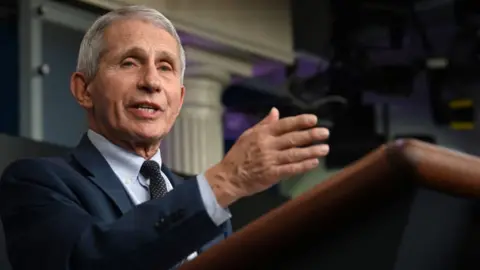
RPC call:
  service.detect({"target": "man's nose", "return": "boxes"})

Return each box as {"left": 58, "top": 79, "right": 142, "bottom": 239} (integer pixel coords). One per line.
{"left": 138, "top": 65, "right": 161, "bottom": 93}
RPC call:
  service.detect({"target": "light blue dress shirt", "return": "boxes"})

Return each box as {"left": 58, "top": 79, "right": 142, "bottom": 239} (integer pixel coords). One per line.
{"left": 87, "top": 130, "right": 231, "bottom": 261}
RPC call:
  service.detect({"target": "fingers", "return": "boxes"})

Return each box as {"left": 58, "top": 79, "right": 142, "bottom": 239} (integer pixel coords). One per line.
{"left": 270, "top": 143, "right": 329, "bottom": 180}
{"left": 268, "top": 114, "right": 318, "bottom": 135}
{"left": 257, "top": 107, "right": 280, "bottom": 126}
{"left": 274, "top": 158, "right": 320, "bottom": 179}
{"left": 276, "top": 144, "right": 329, "bottom": 164}
{"left": 274, "top": 127, "right": 329, "bottom": 149}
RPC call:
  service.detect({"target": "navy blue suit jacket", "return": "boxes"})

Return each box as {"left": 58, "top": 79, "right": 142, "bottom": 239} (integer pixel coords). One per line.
{"left": 0, "top": 135, "right": 232, "bottom": 270}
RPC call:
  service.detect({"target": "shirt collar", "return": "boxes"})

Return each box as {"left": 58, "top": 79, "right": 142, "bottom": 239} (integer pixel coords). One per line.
{"left": 87, "top": 129, "right": 162, "bottom": 181}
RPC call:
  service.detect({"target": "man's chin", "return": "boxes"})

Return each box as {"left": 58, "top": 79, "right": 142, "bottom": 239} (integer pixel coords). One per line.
{"left": 117, "top": 122, "right": 169, "bottom": 144}
{"left": 130, "top": 129, "right": 165, "bottom": 143}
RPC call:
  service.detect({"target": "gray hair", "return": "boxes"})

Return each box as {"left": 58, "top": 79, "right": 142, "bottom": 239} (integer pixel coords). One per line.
{"left": 76, "top": 5, "right": 186, "bottom": 83}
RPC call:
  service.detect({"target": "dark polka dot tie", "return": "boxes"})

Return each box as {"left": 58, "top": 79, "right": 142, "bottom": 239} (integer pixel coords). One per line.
{"left": 140, "top": 160, "right": 168, "bottom": 199}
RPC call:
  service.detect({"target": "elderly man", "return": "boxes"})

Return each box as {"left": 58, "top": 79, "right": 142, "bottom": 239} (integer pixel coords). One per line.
{"left": 0, "top": 5, "right": 329, "bottom": 270}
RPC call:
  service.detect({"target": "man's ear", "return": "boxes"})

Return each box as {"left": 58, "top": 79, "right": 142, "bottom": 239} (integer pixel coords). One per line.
{"left": 70, "top": 72, "right": 93, "bottom": 109}
{"left": 177, "top": 84, "right": 186, "bottom": 114}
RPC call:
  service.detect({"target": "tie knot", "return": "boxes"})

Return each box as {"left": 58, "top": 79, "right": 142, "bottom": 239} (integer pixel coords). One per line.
{"left": 140, "top": 160, "right": 161, "bottom": 179}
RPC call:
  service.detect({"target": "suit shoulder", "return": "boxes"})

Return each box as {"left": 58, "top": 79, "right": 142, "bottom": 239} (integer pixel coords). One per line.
{"left": 1, "top": 156, "right": 69, "bottom": 180}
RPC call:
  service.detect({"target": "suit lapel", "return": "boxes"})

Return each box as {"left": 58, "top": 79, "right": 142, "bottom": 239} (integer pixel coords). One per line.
{"left": 161, "top": 164, "right": 184, "bottom": 187}
{"left": 72, "top": 134, "right": 132, "bottom": 214}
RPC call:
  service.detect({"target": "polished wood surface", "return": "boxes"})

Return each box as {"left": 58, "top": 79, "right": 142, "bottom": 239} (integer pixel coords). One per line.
{"left": 179, "top": 139, "right": 480, "bottom": 269}
{"left": 394, "top": 139, "right": 480, "bottom": 198}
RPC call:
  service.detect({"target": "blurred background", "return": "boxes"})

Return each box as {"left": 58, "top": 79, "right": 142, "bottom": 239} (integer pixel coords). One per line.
{"left": 0, "top": 0, "right": 478, "bottom": 230}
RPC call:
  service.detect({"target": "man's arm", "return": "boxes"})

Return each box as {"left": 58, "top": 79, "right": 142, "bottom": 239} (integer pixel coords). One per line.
{"left": 196, "top": 174, "right": 232, "bottom": 226}
{"left": 0, "top": 158, "right": 225, "bottom": 270}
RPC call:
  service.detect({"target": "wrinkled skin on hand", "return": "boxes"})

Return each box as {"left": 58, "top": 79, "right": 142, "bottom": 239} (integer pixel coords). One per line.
{"left": 205, "top": 108, "right": 329, "bottom": 207}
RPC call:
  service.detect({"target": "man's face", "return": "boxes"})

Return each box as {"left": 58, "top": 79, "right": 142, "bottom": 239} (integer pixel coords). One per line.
{"left": 80, "top": 18, "right": 184, "bottom": 145}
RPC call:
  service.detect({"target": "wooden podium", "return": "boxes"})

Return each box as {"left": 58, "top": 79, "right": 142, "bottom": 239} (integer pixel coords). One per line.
{"left": 179, "top": 139, "right": 480, "bottom": 270}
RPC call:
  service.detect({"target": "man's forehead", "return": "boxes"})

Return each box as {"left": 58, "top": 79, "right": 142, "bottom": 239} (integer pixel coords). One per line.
{"left": 102, "top": 18, "right": 179, "bottom": 53}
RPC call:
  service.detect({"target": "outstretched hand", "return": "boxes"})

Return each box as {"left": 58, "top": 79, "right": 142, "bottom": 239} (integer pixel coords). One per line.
{"left": 205, "top": 108, "right": 330, "bottom": 208}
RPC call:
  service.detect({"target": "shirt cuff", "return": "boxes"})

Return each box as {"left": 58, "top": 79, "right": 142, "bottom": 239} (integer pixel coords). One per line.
{"left": 197, "top": 173, "right": 232, "bottom": 226}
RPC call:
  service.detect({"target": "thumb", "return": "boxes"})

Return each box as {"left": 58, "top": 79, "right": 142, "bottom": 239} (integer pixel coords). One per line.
{"left": 258, "top": 107, "right": 280, "bottom": 125}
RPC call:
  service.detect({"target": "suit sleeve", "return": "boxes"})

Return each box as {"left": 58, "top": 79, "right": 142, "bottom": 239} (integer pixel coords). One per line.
{"left": 0, "top": 158, "right": 229, "bottom": 270}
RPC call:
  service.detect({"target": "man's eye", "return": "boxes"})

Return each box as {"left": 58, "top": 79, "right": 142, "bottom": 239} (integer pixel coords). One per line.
{"left": 121, "top": 61, "right": 135, "bottom": 67}
{"left": 158, "top": 65, "right": 172, "bottom": 71}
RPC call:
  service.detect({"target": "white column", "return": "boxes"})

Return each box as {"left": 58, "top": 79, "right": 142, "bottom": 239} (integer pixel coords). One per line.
{"left": 161, "top": 66, "right": 231, "bottom": 175}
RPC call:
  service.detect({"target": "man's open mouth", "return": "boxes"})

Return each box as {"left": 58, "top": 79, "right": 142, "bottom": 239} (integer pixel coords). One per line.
{"left": 130, "top": 102, "right": 161, "bottom": 113}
